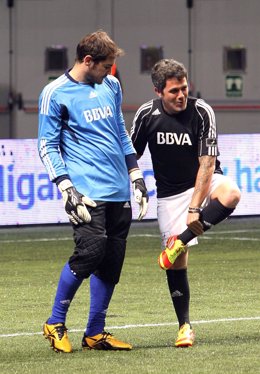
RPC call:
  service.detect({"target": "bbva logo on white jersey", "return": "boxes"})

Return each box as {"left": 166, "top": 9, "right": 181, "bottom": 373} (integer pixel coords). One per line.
{"left": 84, "top": 106, "right": 113, "bottom": 122}
{"left": 157, "top": 132, "right": 192, "bottom": 145}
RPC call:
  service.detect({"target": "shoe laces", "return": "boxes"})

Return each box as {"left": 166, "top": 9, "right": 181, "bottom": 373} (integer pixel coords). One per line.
{"left": 100, "top": 331, "right": 112, "bottom": 340}
{"left": 54, "top": 324, "right": 67, "bottom": 340}
{"left": 179, "top": 323, "right": 191, "bottom": 335}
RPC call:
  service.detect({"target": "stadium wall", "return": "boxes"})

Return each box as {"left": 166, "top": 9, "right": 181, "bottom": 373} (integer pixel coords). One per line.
{"left": 0, "top": 0, "right": 260, "bottom": 138}
{"left": 0, "top": 135, "right": 259, "bottom": 226}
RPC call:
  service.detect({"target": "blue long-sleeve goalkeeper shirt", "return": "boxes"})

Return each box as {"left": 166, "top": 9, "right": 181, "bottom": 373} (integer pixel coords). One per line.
{"left": 38, "top": 72, "right": 134, "bottom": 201}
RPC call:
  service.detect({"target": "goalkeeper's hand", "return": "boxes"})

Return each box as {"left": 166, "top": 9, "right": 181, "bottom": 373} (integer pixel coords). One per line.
{"left": 129, "top": 169, "right": 149, "bottom": 220}
{"left": 58, "top": 179, "right": 97, "bottom": 225}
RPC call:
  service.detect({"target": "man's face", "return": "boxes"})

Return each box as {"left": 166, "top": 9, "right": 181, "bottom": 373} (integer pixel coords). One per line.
{"left": 156, "top": 77, "right": 189, "bottom": 114}
{"left": 88, "top": 56, "right": 115, "bottom": 84}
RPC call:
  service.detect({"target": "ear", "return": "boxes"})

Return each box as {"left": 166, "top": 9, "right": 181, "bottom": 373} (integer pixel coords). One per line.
{"left": 154, "top": 87, "right": 162, "bottom": 98}
{"left": 84, "top": 55, "right": 94, "bottom": 67}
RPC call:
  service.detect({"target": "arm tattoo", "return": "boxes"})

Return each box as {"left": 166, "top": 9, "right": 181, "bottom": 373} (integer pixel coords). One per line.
{"left": 192, "top": 156, "right": 216, "bottom": 199}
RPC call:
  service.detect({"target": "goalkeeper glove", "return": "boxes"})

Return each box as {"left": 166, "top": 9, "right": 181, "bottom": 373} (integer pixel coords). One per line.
{"left": 58, "top": 179, "right": 96, "bottom": 225}
{"left": 129, "top": 169, "right": 149, "bottom": 220}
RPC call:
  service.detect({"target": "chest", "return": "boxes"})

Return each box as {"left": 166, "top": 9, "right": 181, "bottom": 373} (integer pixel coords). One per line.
{"left": 60, "top": 83, "right": 116, "bottom": 127}
{"left": 145, "top": 110, "right": 200, "bottom": 147}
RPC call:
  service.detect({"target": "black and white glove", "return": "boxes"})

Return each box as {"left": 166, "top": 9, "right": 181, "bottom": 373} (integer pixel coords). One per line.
{"left": 58, "top": 179, "right": 96, "bottom": 225}
{"left": 129, "top": 169, "right": 149, "bottom": 220}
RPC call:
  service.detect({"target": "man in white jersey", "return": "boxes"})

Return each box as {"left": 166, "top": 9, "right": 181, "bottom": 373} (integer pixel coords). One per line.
{"left": 38, "top": 30, "right": 148, "bottom": 353}
{"left": 131, "top": 59, "right": 240, "bottom": 347}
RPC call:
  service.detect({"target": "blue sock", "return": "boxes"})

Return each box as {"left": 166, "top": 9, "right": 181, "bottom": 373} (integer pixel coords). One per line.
{"left": 85, "top": 274, "right": 115, "bottom": 336}
{"left": 47, "top": 262, "right": 83, "bottom": 324}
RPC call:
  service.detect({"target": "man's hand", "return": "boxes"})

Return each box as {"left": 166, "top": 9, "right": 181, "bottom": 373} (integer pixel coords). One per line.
{"left": 58, "top": 179, "right": 96, "bottom": 225}
{"left": 187, "top": 208, "right": 204, "bottom": 236}
{"left": 129, "top": 169, "right": 149, "bottom": 220}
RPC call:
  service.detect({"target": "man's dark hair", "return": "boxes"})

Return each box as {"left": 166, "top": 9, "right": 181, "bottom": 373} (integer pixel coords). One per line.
{"left": 151, "top": 59, "right": 188, "bottom": 92}
{"left": 76, "top": 30, "right": 124, "bottom": 63}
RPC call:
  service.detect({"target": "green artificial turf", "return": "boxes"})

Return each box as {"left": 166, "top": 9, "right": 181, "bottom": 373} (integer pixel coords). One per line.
{"left": 0, "top": 217, "right": 259, "bottom": 373}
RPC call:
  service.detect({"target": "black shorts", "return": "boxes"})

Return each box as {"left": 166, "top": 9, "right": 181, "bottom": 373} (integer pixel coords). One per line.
{"left": 72, "top": 200, "right": 132, "bottom": 241}
{"left": 68, "top": 201, "right": 132, "bottom": 280}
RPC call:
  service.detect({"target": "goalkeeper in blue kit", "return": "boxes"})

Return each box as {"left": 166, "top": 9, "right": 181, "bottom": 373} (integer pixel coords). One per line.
{"left": 38, "top": 30, "right": 148, "bottom": 353}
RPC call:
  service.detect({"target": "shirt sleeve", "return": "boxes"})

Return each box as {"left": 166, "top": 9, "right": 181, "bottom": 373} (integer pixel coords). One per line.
{"left": 38, "top": 91, "right": 68, "bottom": 181}
{"left": 130, "top": 100, "right": 153, "bottom": 156}
{"left": 112, "top": 76, "right": 135, "bottom": 156}
{"left": 196, "top": 99, "right": 219, "bottom": 157}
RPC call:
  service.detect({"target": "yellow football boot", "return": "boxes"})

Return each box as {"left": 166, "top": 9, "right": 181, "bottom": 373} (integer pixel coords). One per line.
{"left": 158, "top": 235, "right": 186, "bottom": 270}
{"left": 43, "top": 322, "right": 72, "bottom": 353}
{"left": 82, "top": 331, "right": 132, "bottom": 350}
{"left": 175, "top": 323, "right": 195, "bottom": 347}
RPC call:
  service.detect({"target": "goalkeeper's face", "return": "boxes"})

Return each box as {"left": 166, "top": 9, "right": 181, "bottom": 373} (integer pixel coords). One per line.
{"left": 88, "top": 56, "right": 116, "bottom": 84}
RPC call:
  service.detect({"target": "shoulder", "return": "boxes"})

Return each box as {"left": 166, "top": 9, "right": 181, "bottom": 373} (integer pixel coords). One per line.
{"left": 41, "top": 74, "right": 69, "bottom": 95}
{"left": 103, "top": 75, "right": 121, "bottom": 93}
{"left": 134, "top": 99, "right": 155, "bottom": 121}
{"left": 193, "top": 97, "right": 215, "bottom": 119}
{"left": 40, "top": 74, "right": 69, "bottom": 103}
{"left": 39, "top": 74, "right": 71, "bottom": 114}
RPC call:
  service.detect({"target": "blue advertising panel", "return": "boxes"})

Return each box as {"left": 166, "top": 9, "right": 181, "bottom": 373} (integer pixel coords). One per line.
{"left": 0, "top": 135, "right": 259, "bottom": 225}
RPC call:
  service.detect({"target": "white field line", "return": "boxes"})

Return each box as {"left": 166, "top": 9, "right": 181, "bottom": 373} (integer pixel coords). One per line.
{"left": 0, "top": 316, "right": 259, "bottom": 339}
{"left": 0, "top": 237, "right": 73, "bottom": 243}
{"left": 1, "top": 236, "right": 260, "bottom": 243}
{"left": 202, "top": 236, "right": 260, "bottom": 241}
{"left": 1, "top": 228, "right": 260, "bottom": 243}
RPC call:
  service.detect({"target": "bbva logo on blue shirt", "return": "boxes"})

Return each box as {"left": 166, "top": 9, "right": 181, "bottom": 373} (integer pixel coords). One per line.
{"left": 83, "top": 106, "right": 113, "bottom": 122}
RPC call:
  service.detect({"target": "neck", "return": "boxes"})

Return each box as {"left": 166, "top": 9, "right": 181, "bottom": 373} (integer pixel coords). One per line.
{"left": 69, "top": 63, "right": 92, "bottom": 84}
